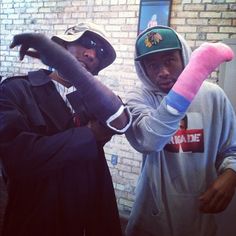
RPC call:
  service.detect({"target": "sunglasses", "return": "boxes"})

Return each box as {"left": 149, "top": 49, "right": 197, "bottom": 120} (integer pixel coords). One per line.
{"left": 64, "top": 25, "right": 107, "bottom": 60}
{"left": 77, "top": 36, "right": 106, "bottom": 59}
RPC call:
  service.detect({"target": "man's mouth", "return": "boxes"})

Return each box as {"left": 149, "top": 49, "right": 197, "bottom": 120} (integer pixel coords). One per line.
{"left": 158, "top": 79, "right": 176, "bottom": 92}
{"left": 160, "top": 79, "right": 175, "bottom": 87}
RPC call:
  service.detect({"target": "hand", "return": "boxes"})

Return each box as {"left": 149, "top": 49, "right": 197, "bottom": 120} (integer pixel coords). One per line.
{"left": 25, "top": 49, "right": 41, "bottom": 59}
{"left": 87, "top": 120, "right": 114, "bottom": 146}
{"left": 199, "top": 169, "right": 236, "bottom": 213}
{"left": 10, "top": 33, "right": 48, "bottom": 61}
{"left": 168, "top": 42, "right": 234, "bottom": 113}
{"left": 9, "top": 33, "right": 67, "bottom": 68}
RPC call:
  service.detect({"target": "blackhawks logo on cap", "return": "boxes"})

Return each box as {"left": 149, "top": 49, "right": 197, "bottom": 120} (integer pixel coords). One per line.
{"left": 144, "top": 32, "right": 163, "bottom": 48}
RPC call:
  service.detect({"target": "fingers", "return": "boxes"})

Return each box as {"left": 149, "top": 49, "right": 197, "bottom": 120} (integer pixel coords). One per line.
{"left": 9, "top": 35, "right": 19, "bottom": 49}
{"left": 9, "top": 34, "right": 39, "bottom": 61}
{"left": 199, "top": 187, "right": 234, "bottom": 213}
{"left": 10, "top": 34, "right": 28, "bottom": 48}
{"left": 198, "top": 170, "right": 236, "bottom": 214}
{"left": 199, "top": 188, "right": 215, "bottom": 212}
{"left": 211, "top": 196, "right": 230, "bottom": 213}
{"left": 200, "top": 197, "right": 230, "bottom": 213}
{"left": 199, "top": 193, "right": 219, "bottom": 213}
{"left": 9, "top": 34, "right": 28, "bottom": 61}
{"left": 25, "top": 50, "right": 41, "bottom": 59}
{"left": 19, "top": 44, "right": 30, "bottom": 61}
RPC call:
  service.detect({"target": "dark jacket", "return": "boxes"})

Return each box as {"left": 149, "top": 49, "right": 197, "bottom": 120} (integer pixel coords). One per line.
{"left": 0, "top": 69, "right": 122, "bottom": 236}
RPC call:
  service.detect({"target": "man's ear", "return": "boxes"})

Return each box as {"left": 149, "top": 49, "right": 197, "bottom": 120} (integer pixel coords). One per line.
{"left": 140, "top": 59, "right": 148, "bottom": 76}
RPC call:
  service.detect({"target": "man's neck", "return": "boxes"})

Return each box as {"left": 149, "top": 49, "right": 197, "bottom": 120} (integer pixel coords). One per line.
{"left": 49, "top": 71, "right": 72, "bottom": 88}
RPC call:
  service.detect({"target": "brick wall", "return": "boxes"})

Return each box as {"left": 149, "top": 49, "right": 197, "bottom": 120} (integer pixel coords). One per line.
{"left": 0, "top": 0, "right": 236, "bottom": 217}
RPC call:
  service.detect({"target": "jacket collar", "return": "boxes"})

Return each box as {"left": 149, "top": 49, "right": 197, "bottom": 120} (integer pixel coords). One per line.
{"left": 28, "top": 69, "right": 74, "bottom": 130}
{"left": 28, "top": 69, "right": 52, "bottom": 86}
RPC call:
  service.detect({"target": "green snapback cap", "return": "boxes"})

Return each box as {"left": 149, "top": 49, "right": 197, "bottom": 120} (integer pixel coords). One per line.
{"left": 135, "top": 26, "right": 182, "bottom": 61}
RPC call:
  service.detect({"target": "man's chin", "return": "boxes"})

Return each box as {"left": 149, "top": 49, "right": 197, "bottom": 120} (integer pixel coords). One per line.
{"left": 159, "top": 85, "right": 173, "bottom": 94}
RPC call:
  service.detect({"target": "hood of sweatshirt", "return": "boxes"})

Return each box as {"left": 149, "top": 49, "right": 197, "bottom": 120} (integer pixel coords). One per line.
{"left": 134, "top": 26, "right": 192, "bottom": 95}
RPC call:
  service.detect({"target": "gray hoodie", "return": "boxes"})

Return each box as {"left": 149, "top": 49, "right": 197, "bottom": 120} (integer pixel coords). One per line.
{"left": 125, "top": 26, "right": 236, "bottom": 236}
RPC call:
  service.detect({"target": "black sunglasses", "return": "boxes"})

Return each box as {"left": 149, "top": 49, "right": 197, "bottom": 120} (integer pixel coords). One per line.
{"left": 64, "top": 25, "right": 107, "bottom": 60}
{"left": 77, "top": 35, "right": 106, "bottom": 59}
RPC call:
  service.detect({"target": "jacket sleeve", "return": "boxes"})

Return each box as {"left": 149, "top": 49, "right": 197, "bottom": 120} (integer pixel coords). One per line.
{"left": 125, "top": 88, "right": 185, "bottom": 153}
{"left": 215, "top": 89, "right": 236, "bottom": 174}
{"left": 0, "top": 80, "right": 98, "bottom": 179}
{"left": 10, "top": 33, "right": 131, "bottom": 133}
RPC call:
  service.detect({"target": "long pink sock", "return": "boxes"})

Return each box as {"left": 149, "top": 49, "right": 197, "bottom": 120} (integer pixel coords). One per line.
{"left": 172, "top": 42, "right": 234, "bottom": 101}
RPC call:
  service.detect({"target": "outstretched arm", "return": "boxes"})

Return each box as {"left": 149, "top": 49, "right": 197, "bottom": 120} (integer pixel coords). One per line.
{"left": 166, "top": 42, "right": 234, "bottom": 113}
{"left": 10, "top": 33, "right": 131, "bottom": 133}
{"left": 126, "top": 43, "right": 234, "bottom": 152}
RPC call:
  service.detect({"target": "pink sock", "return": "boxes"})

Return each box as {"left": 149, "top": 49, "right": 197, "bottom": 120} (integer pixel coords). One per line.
{"left": 172, "top": 42, "right": 234, "bottom": 101}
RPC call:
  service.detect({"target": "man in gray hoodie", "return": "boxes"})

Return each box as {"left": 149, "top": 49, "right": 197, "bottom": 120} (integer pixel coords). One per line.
{"left": 125, "top": 25, "right": 236, "bottom": 236}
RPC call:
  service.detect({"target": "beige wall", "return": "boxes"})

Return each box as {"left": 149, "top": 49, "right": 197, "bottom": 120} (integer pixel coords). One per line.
{"left": 0, "top": 0, "right": 236, "bottom": 214}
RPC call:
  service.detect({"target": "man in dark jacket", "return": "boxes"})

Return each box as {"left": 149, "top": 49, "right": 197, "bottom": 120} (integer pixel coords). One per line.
{"left": 0, "top": 22, "right": 130, "bottom": 236}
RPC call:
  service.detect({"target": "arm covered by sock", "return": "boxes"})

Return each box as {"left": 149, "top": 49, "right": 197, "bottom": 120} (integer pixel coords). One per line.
{"left": 166, "top": 42, "right": 234, "bottom": 113}
{"left": 10, "top": 33, "right": 130, "bottom": 133}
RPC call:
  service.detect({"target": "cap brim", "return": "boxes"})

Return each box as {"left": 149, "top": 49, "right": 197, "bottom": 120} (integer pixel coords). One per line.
{"left": 135, "top": 47, "right": 181, "bottom": 61}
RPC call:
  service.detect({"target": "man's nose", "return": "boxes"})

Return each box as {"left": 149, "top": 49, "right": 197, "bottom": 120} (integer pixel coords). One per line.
{"left": 158, "top": 65, "right": 170, "bottom": 77}
{"left": 83, "top": 48, "right": 97, "bottom": 60}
